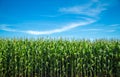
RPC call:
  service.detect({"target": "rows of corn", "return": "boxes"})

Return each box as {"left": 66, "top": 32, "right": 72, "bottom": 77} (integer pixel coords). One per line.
{"left": 0, "top": 38, "right": 120, "bottom": 77}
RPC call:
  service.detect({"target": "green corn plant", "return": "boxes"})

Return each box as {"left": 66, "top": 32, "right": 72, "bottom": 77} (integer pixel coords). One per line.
{"left": 0, "top": 38, "right": 120, "bottom": 77}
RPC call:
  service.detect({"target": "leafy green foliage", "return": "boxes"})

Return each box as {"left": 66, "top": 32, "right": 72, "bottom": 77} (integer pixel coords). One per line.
{"left": 0, "top": 38, "right": 120, "bottom": 77}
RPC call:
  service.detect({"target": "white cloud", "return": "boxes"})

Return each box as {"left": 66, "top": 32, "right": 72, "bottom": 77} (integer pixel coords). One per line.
{"left": 110, "top": 24, "right": 120, "bottom": 26}
{"left": 0, "top": 18, "right": 95, "bottom": 35}
{"left": 1, "top": 28, "right": 16, "bottom": 32}
{"left": 24, "top": 19, "right": 95, "bottom": 35}
{"left": 59, "top": 0, "right": 107, "bottom": 17}
{"left": 106, "top": 30, "right": 115, "bottom": 32}
{"left": 0, "top": 24, "right": 16, "bottom": 32}
{"left": 81, "top": 28, "right": 103, "bottom": 31}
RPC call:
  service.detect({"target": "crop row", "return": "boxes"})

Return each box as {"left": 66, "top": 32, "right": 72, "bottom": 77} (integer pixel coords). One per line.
{"left": 0, "top": 39, "right": 120, "bottom": 77}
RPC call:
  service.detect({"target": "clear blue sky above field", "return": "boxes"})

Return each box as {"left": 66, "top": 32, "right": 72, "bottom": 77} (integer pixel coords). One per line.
{"left": 0, "top": 0, "right": 120, "bottom": 39}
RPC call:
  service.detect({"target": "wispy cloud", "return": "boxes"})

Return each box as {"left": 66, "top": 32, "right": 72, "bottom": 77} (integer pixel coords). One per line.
{"left": 0, "top": 24, "right": 16, "bottom": 32}
{"left": 106, "top": 30, "right": 116, "bottom": 32}
{"left": 80, "top": 28, "right": 116, "bottom": 33}
{"left": 78, "top": 23, "right": 118, "bottom": 33}
{"left": 81, "top": 28, "right": 103, "bottom": 31}
{"left": 110, "top": 24, "right": 120, "bottom": 27}
{"left": 0, "top": 18, "right": 95, "bottom": 35}
{"left": 24, "top": 19, "right": 95, "bottom": 35}
{"left": 59, "top": 0, "right": 107, "bottom": 17}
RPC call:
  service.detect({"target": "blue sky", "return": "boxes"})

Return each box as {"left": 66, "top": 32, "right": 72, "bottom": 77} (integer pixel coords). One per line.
{"left": 0, "top": 0, "right": 120, "bottom": 39}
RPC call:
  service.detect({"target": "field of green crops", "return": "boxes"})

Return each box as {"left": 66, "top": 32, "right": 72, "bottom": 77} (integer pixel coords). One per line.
{"left": 0, "top": 38, "right": 120, "bottom": 77}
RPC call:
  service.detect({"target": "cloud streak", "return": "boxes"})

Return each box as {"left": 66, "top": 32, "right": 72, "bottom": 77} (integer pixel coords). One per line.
{"left": 110, "top": 24, "right": 120, "bottom": 27}
{"left": 1, "top": 22, "right": 117, "bottom": 35}
{"left": 59, "top": 0, "right": 107, "bottom": 17}
{"left": 0, "top": 19, "right": 95, "bottom": 35}
{"left": 106, "top": 30, "right": 115, "bottom": 32}
{"left": 24, "top": 19, "right": 95, "bottom": 35}
{"left": 0, "top": 24, "right": 16, "bottom": 32}
{"left": 80, "top": 28, "right": 103, "bottom": 31}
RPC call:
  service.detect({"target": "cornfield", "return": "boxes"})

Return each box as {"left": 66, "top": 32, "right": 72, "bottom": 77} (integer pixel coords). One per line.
{"left": 0, "top": 38, "right": 120, "bottom": 77}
